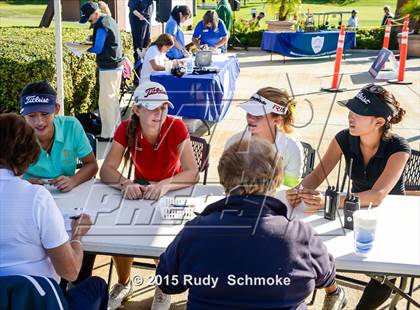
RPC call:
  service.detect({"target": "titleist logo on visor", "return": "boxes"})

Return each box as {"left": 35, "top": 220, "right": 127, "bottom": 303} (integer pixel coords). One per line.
{"left": 355, "top": 91, "right": 371, "bottom": 105}
{"left": 24, "top": 95, "right": 51, "bottom": 105}
{"left": 144, "top": 87, "right": 166, "bottom": 98}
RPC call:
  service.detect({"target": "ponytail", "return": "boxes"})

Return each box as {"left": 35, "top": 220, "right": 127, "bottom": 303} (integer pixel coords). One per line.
{"left": 376, "top": 88, "right": 406, "bottom": 139}
{"left": 257, "top": 87, "right": 296, "bottom": 134}
{"left": 171, "top": 5, "right": 191, "bottom": 25}
{"left": 124, "top": 113, "right": 139, "bottom": 165}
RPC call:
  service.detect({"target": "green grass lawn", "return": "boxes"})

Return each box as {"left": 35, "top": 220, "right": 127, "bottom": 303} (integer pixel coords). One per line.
{"left": 0, "top": 0, "right": 397, "bottom": 28}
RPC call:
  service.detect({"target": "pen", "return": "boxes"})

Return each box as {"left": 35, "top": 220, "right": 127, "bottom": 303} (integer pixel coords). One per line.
{"left": 304, "top": 209, "right": 323, "bottom": 214}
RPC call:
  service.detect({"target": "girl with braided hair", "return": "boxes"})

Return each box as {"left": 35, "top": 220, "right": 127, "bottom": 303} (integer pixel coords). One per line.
{"left": 100, "top": 81, "right": 198, "bottom": 309}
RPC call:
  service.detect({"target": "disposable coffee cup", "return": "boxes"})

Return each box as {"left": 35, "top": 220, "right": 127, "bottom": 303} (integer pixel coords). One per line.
{"left": 164, "top": 61, "right": 173, "bottom": 73}
{"left": 353, "top": 210, "right": 378, "bottom": 257}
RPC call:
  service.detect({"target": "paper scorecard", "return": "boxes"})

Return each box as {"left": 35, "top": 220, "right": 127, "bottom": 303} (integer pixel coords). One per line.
{"left": 65, "top": 42, "right": 92, "bottom": 57}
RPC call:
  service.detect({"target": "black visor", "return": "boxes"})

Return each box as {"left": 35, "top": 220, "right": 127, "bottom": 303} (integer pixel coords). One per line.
{"left": 338, "top": 88, "right": 394, "bottom": 120}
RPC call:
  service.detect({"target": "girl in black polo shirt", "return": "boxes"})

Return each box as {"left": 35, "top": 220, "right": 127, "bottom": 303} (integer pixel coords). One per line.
{"left": 287, "top": 84, "right": 411, "bottom": 309}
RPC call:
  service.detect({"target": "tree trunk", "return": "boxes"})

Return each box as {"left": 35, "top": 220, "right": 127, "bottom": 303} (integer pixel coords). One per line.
{"left": 278, "top": 0, "right": 287, "bottom": 21}
{"left": 39, "top": 0, "right": 54, "bottom": 28}
{"left": 395, "top": 0, "right": 408, "bottom": 18}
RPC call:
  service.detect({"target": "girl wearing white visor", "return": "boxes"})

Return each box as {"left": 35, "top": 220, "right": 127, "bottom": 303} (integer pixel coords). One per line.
{"left": 100, "top": 81, "right": 199, "bottom": 310}
{"left": 225, "top": 87, "right": 304, "bottom": 187}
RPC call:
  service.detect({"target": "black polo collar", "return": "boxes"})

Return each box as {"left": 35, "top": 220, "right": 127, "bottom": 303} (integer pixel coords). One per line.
{"left": 349, "top": 134, "right": 386, "bottom": 159}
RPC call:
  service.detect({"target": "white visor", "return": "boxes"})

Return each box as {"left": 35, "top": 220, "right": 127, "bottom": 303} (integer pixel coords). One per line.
{"left": 240, "top": 93, "right": 288, "bottom": 116}
{"left": 133, "top": 81, "right": 174, "bottom": 110}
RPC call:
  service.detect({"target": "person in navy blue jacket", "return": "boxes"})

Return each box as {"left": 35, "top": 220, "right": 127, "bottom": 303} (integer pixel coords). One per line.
{"left": 156, "top": 136, "right": 346, "bottom": 310}
{"left": 128, "top": 0, "right": 153, "bottom": 64}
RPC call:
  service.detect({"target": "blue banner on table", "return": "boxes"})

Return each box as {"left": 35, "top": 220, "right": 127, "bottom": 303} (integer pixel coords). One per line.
{"left": 151, "top": 56, "right": 240, "bottom": 122}
{"left": 261, "top": 31, "right": 356, "bottom": 57}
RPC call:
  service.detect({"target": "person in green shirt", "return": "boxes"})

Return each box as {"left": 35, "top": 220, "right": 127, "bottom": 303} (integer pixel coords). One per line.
{"left": 21, "top": 81, "right": 98, "bottom": 192}
{"left": 216, "top": 0, "right": 232, "bottom": 33}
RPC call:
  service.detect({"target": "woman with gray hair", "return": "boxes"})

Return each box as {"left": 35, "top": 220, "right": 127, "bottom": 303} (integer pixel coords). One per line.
{"left": 156, "top": 136, "right": 346, "bottom": 310}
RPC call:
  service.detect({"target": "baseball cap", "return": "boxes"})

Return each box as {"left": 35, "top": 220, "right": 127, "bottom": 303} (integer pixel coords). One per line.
{"left": 80, "top": 2, "right": 99, "bottom": 24}
{"left": 239, "top": 93, "right": 288, "bottom": 116}
{"left": 133, "top": 82, "right": 174, "bottom": 110}
{"left": 20, "top": 94, "right": 57, "bottom": 116}
{"left": 338, "top": 85, "right": 396, "bottom": 120}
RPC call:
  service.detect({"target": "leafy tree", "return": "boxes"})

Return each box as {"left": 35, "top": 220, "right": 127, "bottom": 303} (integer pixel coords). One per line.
{"left": 267, "top": 0, "right": 301, "bottom": 21}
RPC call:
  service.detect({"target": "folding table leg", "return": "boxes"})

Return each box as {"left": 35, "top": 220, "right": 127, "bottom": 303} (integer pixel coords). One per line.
{"left": 388, "top": 277, "right": 407, "bottom": 310}
{"left": 201, "top": 120, "right": 212, "bottom": 136}
{"left": 369, "top": 275, "right": 419, "bottom": 309}
{"left": 406, "top": 277, "right": 415, "bottom": 310}
{"left": 107, "top": 258, "right": 114, "bottom": 289}
{"left": 121, "top": 92, "right": 135, "bottom": 117}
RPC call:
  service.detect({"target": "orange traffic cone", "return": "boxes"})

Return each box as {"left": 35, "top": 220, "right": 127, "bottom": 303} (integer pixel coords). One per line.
{"left": 389, "top": 15, "right": 412, "bottom": 85}
{"left": 322, "top": 24, "right": 347, "bottom": 92}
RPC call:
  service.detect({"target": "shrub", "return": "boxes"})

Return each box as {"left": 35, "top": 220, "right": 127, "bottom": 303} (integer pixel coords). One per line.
{"left": 0, "top": 27, "right": 133, "bottom": 115}
{"left": 355, "top": 27, "right": 399, "bottom": 50}
{"left": 227, "top": 25, "right": 399, "bottom": 50}
{"left": 228, "top": 19, "right": 265, "bottom": 48}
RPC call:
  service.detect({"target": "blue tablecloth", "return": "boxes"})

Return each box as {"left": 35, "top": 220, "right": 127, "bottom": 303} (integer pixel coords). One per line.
{"left": 150, "top": 55, "right": 240, "bottom": 122}
{"left": 261, "top": 31, "right": 356, "bottom": 57}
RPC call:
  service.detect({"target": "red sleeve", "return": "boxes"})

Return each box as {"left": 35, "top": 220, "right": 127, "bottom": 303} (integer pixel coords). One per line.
{"left": 113, "top": 120, "right": 129, "bottom": 148}
{"left": 170, "top": 117, "right": 189, "bottom": 149}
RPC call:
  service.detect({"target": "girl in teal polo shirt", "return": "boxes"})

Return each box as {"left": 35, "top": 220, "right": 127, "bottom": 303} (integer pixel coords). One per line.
{"left": 21, "top": 81, "right": 98, "bottom": 192}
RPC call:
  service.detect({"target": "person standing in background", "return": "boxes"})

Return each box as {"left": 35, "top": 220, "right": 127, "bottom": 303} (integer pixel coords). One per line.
{"left": 128, "top": 0, "right": 153, "bottom": 65}
{"left": 216, "top": 0, "right": 232, "bottom": 33}
{"left": 381, "top": 5, "right": 394, "bottom": 26}
{"left": 80, "top": 2, "right": 124, "bottom": 142}
{"left": 348, "top": 10, "right": 358, "bottom": 28}
{"left": 165, "top": 5, "right": 191, "bottom": 60}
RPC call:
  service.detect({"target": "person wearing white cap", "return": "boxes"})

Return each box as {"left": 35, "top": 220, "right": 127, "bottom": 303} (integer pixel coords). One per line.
{"left": 347, "top": 10, "right": 358, "bottom": 28}
{"left": 99, "top": 81, "right": 199, "bottom": 310}
{"left": 381, "top": 5, "right": 394, "bottom": 26}
{"left": 225, "top": 87, "right": 304, "bottom": 188}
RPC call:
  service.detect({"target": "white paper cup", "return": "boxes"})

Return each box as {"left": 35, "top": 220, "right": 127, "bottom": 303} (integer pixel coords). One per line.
{"left": 164, "top": 61, "right": 173, "bottom": 73}
{"left": 185, "top": 58, "right": 194, "bottom": 74}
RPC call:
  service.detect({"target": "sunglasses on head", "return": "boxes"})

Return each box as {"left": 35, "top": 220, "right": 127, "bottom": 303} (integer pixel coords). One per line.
{"left": 364, "top": 84, "right": 397, "bottom": 118}
{"left": 364, "top": 84, "right": 386, "bottom": 95}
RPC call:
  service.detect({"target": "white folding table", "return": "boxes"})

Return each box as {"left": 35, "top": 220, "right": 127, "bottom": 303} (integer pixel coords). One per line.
{"left": 52, "top": 180, "right": 420, "bottom": 307}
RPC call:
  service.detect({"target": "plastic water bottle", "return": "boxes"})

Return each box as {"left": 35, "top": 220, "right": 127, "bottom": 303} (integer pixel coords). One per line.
{"left": 186, "top": 58, "right": 194, "bottom": 74}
